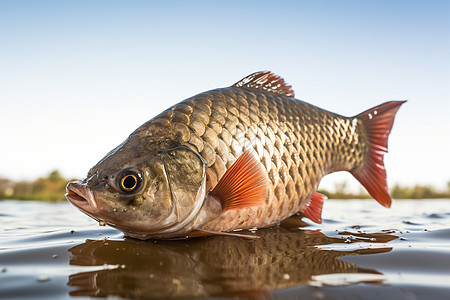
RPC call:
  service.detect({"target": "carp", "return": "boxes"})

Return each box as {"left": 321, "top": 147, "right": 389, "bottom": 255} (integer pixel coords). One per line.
{"left": 66, "top": 71, "right": 405, "bottom": 239}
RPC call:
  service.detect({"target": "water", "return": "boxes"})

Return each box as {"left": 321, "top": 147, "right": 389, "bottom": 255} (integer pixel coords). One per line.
{"left": 1, "top": 199, "right": 450, "bottom": 300}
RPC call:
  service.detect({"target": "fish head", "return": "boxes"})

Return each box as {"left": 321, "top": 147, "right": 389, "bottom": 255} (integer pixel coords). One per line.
{"left": 66, "top": 138, "right": 207, "bottom": 239}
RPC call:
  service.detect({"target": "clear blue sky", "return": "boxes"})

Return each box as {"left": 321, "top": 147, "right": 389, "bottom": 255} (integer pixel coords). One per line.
{"left": 1, "top": 0, "right": 449, "bottom": 192}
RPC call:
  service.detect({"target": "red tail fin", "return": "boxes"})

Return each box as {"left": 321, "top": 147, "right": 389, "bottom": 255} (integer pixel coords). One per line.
{"left": 351, "top": 101, "right": 406, "bottom": 208}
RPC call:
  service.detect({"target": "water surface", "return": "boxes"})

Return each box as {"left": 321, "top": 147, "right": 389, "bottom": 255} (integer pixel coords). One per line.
{"left": 1, "top": 199, "right": 450, "bottom": 299}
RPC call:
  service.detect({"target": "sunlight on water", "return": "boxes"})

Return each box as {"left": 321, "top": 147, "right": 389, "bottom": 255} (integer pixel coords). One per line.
{"left": 1, "top": 199, "right": 450, "bottom": 300}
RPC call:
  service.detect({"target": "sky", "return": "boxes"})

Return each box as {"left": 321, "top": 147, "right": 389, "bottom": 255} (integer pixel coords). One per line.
{"left": 0, "top": 0, "right": 449, "bottom": 192}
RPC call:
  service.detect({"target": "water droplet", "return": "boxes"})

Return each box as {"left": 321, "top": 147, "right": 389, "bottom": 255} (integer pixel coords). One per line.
{"left": 403, "top": 220, "right": 420, "bottom": 225}
{"left": 283, "top": 274, "right": 290, "bottom": 280}
{"left": 123, "top": 208, "right": 127, "bottom": 213}
{"left": 37, "top": 275, "right": 50, "bottom": 282}
{"left": 99, "top": 220, "right": 107, "bottom": 226}
{"left": 113, "top": 208, "right": 117, "bottom": 212}
{"left": 70, "top": 230, "right": 75, "bottom": 234}
{"left": 52, "top": 254, "right": 58, "bottom": 259}
{"left": 344, "top": 238, "right": 352, "bottom": 243}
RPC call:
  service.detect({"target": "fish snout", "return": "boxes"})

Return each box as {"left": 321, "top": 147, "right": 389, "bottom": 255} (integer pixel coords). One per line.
{"left": 66, "top": 180, "right": 98, "bottom": 210}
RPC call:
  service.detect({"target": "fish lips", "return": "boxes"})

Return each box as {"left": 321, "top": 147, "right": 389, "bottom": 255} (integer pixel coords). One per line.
{"left": 66, "top": 180, "right": 99, "bottom": 214}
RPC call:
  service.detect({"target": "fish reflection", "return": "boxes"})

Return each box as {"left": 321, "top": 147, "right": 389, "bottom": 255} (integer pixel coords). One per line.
{"left": 68, "top": 227, "right": 394, "bottom": 299}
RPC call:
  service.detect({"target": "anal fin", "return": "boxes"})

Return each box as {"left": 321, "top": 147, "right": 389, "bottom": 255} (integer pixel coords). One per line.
{"left": 301, "top": 192, "right": 327, "bottom": 223}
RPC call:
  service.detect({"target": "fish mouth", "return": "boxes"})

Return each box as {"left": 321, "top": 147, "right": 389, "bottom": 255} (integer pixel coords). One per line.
{"left": 66, "top": 180, "right": 98, "bottom": 211}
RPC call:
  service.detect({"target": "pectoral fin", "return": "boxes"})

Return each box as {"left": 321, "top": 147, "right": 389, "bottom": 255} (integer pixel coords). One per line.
{"left": 198, "top": 229, "right": 259, "bottom": 240}
{"left": 210, "top": 150, "right": 269, "bottom": 212}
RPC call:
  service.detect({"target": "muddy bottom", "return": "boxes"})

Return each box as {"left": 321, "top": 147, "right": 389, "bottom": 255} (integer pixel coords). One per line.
{"left": 1, "top": 199, "right": 450, "bottom": 299}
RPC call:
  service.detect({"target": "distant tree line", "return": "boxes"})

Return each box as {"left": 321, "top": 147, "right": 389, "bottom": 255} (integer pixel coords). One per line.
{"left": 0, "top": 170, "right": 73, "bottom": 201}
{"left": 0, "top": 171, "right": 449, "bottom": 201}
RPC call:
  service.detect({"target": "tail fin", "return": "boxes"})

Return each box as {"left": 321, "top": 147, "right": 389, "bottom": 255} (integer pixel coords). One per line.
{"left": 351, "top": 101, "right": 406, "bottom": 208}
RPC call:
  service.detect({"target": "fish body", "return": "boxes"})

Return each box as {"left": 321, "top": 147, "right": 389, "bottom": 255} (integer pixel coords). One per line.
{"left": 66, "top": 71, "right": 405, "bottom": 239}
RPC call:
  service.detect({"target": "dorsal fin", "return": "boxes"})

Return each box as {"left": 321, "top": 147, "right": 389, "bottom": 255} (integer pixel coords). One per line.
{"left": 232, "top": 71, "right": 295, "bottom": 97}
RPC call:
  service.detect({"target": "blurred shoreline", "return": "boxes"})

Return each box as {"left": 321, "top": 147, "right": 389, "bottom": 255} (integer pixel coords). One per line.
{"left": 0, "top": 170, "right": 449, "bottom": 201}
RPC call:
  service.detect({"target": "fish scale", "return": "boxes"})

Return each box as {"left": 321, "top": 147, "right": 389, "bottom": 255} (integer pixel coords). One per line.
{"left": 149, "top": 85, "right": 365, "bottom": 232}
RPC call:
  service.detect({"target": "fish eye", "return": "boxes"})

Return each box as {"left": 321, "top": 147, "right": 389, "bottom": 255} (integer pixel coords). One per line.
{"left": 116, "top": 168, "right": 142, "bottom": 193}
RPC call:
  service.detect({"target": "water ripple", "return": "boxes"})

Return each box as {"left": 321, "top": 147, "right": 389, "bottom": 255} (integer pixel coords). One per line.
{"left": 1, "top": 199, "right": 450, "bottom": 299}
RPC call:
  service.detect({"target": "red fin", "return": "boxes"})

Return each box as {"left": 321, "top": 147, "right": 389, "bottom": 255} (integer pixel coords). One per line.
{"left": 351, "top": 101, "right": 406, "bottom": 208}
{"left": 232, "top": 71, "right": 295, "bottom": 97}
{"left": 301, "top": 192, "right": 326, "bottom": 223}
{"left": 210, "top": 150, "right": 269, "bottom": 211}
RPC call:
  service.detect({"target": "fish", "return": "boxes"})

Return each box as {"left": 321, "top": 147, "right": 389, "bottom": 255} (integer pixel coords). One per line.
{"left": 66, "top": 71, "right": 405, "bottom": 239}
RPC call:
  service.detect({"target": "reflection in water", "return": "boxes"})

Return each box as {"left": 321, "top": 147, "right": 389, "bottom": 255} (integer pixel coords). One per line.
{"left": 67, "top": 223, "right": 395, "bottom": 299}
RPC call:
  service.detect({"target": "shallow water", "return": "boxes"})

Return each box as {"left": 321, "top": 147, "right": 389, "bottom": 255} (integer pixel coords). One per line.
{"left": 1, "top": 199, "right": 450, "bottom": 300}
